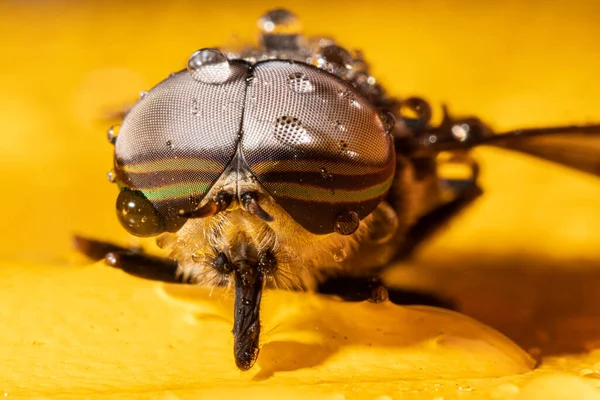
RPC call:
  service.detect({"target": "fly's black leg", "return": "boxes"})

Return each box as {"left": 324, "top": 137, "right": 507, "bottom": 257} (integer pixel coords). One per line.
{"left": 316, "top": 275, "right": 455, "bottom": 309}
{"left": 395, "top": 183, "right": 482, "bottom": 260}
{"left": 74, "top": 235, "right": 189, "bottom": 284}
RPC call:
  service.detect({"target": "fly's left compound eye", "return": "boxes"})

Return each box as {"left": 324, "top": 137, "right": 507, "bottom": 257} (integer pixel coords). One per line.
{"left": 242, "top": 61, "right": 396, "bottom": 235}
{"left": 110, "top": 55, "right": 250, "bottom": 237}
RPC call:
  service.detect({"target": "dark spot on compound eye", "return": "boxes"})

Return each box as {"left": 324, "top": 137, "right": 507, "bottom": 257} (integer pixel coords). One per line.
{"left": 257, "top": 251, "right": 277, "bottom": 275}
{"left": 334, "top": 210, "right": 360, "bottom": 235}
{"left": 213, "top": 252, "right": 233, "bottom": 275}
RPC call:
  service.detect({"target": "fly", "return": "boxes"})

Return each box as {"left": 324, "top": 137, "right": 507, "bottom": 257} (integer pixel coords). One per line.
{"left": 75, "top": 8, "right": 600, "bottom": 371}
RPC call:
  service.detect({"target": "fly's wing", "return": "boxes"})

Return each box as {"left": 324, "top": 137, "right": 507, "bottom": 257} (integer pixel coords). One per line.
{"left": 483, "top": 125, "right": 600, "bottom": 177}
{"left": 413, "top": 111, "right": 600, "bottom": 178}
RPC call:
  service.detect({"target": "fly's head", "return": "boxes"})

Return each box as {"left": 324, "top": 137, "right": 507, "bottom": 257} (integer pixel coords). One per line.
{"left": 107, "top": 9, "right": 399, "bottom": 371}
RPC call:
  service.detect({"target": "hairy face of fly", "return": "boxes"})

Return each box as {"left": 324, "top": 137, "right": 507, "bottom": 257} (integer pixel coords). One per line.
{"left": 154, "top": 168, "right": 397, "bottom": 370}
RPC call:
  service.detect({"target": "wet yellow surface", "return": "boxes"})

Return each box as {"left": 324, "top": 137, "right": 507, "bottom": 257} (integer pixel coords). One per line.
{"left": 1, "top": 0, "right": 600, "bottom": 398}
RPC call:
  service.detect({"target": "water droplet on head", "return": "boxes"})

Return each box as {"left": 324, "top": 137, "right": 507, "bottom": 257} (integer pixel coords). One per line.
{"left": 337, "top": 140, "right": 349, "bottom": 155}
{"left": 166, "top": 140, "right": 173, "bottom": 149}
{"left": 332, "top": 248, "right": 347, "bottom": 263}
{"left": 139, "top": 90, "right": 148, "bottom": 99}
{"left": 106, "top": 170, "right": 116, "bottom": 183}
{"left": 191, "top": 250, "right": 205, "bottom": 263}
{"left": 335, "top": 121, "right": 346, "bottom": 132}
{"left": 287, "top": 72, "right": 314, "bottom": 93}
{"left": 379, "top": 109, "right": 396, "bottom": 134}
{"left": 320, "top": 167, "right": 333, "bottom": 182}
{"left": 273, "top": 115, "right": 312, "bottom": 146}
{"left": 107, "top": 125, "right": 120, "bottom": 145}
{"left": 313, "top": 45, "right": 354, "bottom": 79}
{"left": 242, "top": 298, "right": 251, "bottom": 306}
{"left": 334, "top": 210, "right": 360, "bottom": 235}
{"left": 258, "top": 9, "right": 301, "bottom": 35}
{"left": 187, "top": 48, "right": 231, "bottom": 84}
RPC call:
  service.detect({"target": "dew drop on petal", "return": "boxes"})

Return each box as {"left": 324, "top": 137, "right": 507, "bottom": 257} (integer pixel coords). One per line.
{"left": 187, "top": 48, "right": 231, "bottom": 84}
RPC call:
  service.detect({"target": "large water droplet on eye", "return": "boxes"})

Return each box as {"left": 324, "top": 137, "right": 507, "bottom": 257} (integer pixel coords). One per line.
{"left": 288, "top": 72, "right": 314, "bottom": 93}
{"left": 116, "top": 189, "right": 163, "bottom": 237}
{"left": 313, "top": 45, "right": 354, "bottom": 79}
{"left": 107, "top": 124, "right": 120, "bottom": 145}
{"left": 139, "top": 90, "right": 148, "bottom": 99}
{"left": 332, "top": 248, "right": 347, "bottom": 263}
{"left": 334, "top": 210, "right": 360, "bottom": 235}
{"left": 379, "top": 109, "right": 396, "bottom": 134}
{"left": 187, "top": 48, "right": 231, "bottom": 84}
{"left": 258, "top": 9, "right": 301, "bottom": 35}
{"left": 273, "top": 116, "right": 312, "bottom": 146}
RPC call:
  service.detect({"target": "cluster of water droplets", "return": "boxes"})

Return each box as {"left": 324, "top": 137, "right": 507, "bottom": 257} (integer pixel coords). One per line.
{"left": 215, "top": 9, "right": 388, "bottom": 106}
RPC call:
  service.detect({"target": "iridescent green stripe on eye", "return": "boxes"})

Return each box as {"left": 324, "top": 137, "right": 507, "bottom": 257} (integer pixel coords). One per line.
{"left": 250, "top": 160, "right": 389, "bottom": 175}
{"left": 266, "top": 176, "right": 393, "bottom": 203}
{"left": 122, "top": 158, "right": 225, "bottom": 174}
{"left": 138, "top": 182, "right": 213, "bottom": 201}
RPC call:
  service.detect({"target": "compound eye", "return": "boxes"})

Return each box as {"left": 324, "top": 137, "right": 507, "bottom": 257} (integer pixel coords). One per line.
{"left": 242, "top": 62, "right": 395, "bottom": 235}
{"left": 116, "top": 189, "right": 165, "bottom": 237}
{"left": 111, "top": 62, "right": 251, "bottom": 237}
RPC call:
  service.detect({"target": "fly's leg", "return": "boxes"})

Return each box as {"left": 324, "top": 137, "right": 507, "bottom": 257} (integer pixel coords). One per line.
{"left": 74, "top": 235, "right": 189, "bottom": 284}
{"left": 396, "top": 151, "right": 482, "bottom": 260}
{"left": 316, "top": 275, "right": 455, "bottom": 308}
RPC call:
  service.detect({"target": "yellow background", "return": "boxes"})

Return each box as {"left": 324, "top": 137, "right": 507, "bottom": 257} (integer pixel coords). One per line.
{"left": 1, "top": 0, "right": 600, "bottom": 398}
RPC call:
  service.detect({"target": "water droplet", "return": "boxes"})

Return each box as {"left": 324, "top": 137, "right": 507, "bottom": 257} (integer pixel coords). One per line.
{"left": 139, "top": 90, "right": 148, "bottom": 99}
{"left": 379, "top": 109, "right": 396, "bottom": 134}
{"left": 335, "top": 121, "right": 346, "bottom": 132}
{"left": 166, "top": 140, "right": 173, "bottom": 149}
{"left": 106, "top": 170, "right": 116, "bottom": 183}
{"left": 313, "top": 45, "right": 354, "bottom": 78}
{"left": 273, "top": 116, "right": 312, "bottom": 146}
{"left": 258, "top": 9, "right": 301, "bottom": 35}
{"left": 334, "top": 210, "right": 360, "bottom": 235}
{"left": 338, "top": 89, "right": 360, "bottom": 108}
{"left": 242, "top": 298, "right": 251, "bottom": 306}
{"left": 175, "top": 237, "right": 186, "bottom": 247}
{"left": 169, "top": 72, "right": 176, "bottom": 78}
{"left": 287, "top": 72, "right": 314, "bottom": 93}
{"left": 320, "top": 167, "right": 333, "bottom": 181}
{"left": 191, "top": 250, "right": 205, "bottom": 263}
{"left": 451, "top": 123, "right": 470, "bottom": 142}
{"left": 333, "top": 248, "right": 347, "bottom": 263}
{"left": 107, "top": 125, "right": 120, "bottom": 145}
{"left": 337, "top": 140, "right": 349, "bottom": 155}
{"left": 187, "top": 48, "right": 230, "bottom": 84}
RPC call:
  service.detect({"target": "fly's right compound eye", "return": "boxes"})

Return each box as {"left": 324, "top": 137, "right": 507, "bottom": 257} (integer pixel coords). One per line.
{"left": 242, "top": 62, "right": 396, "bottom": 235}
{"left": 110, "top": 51, "right": 250, "bottom": 237}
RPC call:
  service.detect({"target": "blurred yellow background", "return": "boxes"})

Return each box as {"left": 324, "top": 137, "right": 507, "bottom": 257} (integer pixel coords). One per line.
{"left": 1, "top": 0, "right": 600, "bottom": 398}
